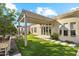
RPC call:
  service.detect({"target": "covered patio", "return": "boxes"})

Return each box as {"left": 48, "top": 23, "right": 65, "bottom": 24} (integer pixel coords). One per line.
{"left": 17, "top": 10, "right": 79, "bottom": 56}
{"left": 17, "top": 10, "right": 55, "bottom": 46}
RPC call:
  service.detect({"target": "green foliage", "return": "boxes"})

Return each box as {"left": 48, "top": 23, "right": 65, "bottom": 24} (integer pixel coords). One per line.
{"left": 0, "top": 3, "right": 18, "bottom": 36}
{"left": 51, "top": 33, "right": 59, "bottom": 40}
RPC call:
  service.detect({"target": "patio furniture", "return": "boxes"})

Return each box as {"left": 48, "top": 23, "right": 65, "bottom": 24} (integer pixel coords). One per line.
{"left": 0, "top": 41, "right": 9, "bottom": 56}
{"left": 0, "top": 35, "right": 11, "bottom": 56}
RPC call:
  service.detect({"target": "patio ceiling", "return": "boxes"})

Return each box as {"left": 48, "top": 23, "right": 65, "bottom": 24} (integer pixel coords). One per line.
{"left": 18, "top": 10, "right": 55, "bottom": 24}
{"left": 18, "top": 9, "right": 79, "bottom": 24}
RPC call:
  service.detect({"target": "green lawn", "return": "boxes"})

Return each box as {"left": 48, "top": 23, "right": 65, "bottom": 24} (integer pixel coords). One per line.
{"left": 16, "top": 34, "right": 78, "bottom": 56}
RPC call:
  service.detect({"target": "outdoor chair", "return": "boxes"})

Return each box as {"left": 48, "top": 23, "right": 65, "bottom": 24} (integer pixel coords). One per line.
{"left": 0, "top": 44, "right": 9, "bottom": 56}
{"left": 0, "top": 35, "right": 11, "bottom": 56}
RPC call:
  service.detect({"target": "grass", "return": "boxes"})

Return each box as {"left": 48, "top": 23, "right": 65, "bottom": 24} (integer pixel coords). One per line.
{"left": 16, "top": 34, "right": 78, "bottom": 56}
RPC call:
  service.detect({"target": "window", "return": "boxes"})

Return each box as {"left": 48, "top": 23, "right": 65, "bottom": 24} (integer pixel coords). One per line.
{"left": 70, "top": 22, "right": 76, "bottom": 29}
{"left": 46, "top": 27, "right": 48, "bottom": 32}
{"left": 64, "top": 30, "right": 68, "bottom": 36}
{"left": 34, "top": 27, "right": 37, "bottom": 33}
{"left": 70, "top": 30, "right": 76, "bottom": 36}
{"left": 31, "top": 28, "right": 33, "bottom": 33}
{"left": 44, "top": 27, "right": 45, "bottom": 35}
{"left": 70, "top": 22, "right": 76, "bottom": 36}
{"left": 60, "top": 30, "right": 62, "bottom": 35}
{"left": 46, "top": 27, "right": 48, "bottom": 35}
{"left": 49, "top": 27, "right": 51, "bottom": 35}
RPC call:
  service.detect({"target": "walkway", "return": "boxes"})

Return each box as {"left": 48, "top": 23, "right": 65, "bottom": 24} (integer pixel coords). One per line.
{"left": 35, "top": 35, "right": 76, "bottom": 48}
{"left": 9, "top": 37, "right": 21, "bottom": 56}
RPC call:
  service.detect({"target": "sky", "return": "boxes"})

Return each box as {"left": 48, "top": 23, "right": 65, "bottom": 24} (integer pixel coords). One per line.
{"left": 5, "top": 3, "right": 79, "bottom": 26}
{"left": 15, "top": 3, "right": 79, "bottom": 15}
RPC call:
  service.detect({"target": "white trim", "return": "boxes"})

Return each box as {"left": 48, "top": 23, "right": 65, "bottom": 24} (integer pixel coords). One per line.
{"left": 24, "top": 14, "right": 27, "bottom": 47}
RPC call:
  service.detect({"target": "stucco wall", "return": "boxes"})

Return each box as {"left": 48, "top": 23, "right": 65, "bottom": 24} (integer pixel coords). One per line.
{"left": 57, "top": 17, "right": 79, "bottom": 43}
{"left": 51, "top": 21, "right": 60, "bottom": 35}
{"left": 30, "top": 24, "right": 41, "bottom": 35}
{"left": 30, "top": 17, "right": 79, "bottom": 43}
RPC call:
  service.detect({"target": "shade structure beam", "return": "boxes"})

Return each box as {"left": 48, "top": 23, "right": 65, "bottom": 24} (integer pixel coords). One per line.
{"left": 17, "top": 21, "right": 20, "bottom": 39}
{"left": 18, "top": 10, "right": 54, "bottom": 24}
{"left": 24, "top": 14, "right": 27, "bottom": 47}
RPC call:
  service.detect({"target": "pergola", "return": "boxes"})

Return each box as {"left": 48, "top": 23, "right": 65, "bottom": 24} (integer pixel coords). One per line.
{"left": 17, "top": 10, "right": 54, "bottom": 46}
{"left": 17, "top": 9, "right": 79, "bottom": 47}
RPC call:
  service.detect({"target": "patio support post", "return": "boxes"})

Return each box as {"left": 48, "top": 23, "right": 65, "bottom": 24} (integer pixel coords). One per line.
{"left": 42, "top": 25, "right": 43, "bottom": 35}
{"left": 7, "top": 35, "right": 12, "bottom": 55}
{"left": 43, "top": 25, "right": 44, "bottom": 35}
{"left": 48, "top": 24, "right": 49, "bottom": 35}
{"left": 18, "top": 21, "right": 20, "bottom": 39}
{"left": 24, "top": 13, "right": 27, "bottom": 47}
{"left": 45, "top": 24, "right": 46, "bottom": 35}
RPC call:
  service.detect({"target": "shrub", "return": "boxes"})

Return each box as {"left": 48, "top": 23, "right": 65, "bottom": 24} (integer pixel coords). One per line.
{"left": 65, "top": 40, "right": 76, "bottom": 44}
{"left": 51, "top": 33, "right": 59, "bottom": 40}
{"left": 9, "top": 48, "right": 16, "bottom": 56}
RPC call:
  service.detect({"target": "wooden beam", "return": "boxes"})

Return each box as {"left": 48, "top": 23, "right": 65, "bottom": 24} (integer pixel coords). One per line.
{"left": 24, "top": 14, "right": 27, "bottom": 47}
{"left": 19, "top": 15, "right": 25, "bottom": 22}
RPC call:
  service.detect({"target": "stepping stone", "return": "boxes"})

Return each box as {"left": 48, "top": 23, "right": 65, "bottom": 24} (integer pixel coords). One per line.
{"left": 13, "top": 53, "right": 21, "bottom": 56}
{"left": 54, "top": 41, "right": 61, "bottom": 44}
{"left": 60, "top": 42, "right": 68, "bottom": 45}
{"left": 68, "top": 44, "right": 76, "bottom": 47}
{"left": 51, "top": 40, "right": 55, "bottom": 42}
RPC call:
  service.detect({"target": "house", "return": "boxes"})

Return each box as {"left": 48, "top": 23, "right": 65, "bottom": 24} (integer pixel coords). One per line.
{"left": 18, "top": 9, "right": 79, "bottom": 43}
{"left": 17, "top": 25, "right": 30, "bottom": 35}
{"left": 27, "top": 26, "right": 30, "bottom": 34}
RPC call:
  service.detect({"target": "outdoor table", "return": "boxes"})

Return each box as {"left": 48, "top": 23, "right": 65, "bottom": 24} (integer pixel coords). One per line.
{"left": 0, "top": 42, "right": 9, "bottom": 49}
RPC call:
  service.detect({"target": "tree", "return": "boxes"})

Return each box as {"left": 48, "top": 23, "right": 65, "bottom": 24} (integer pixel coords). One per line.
{"left": 0, "top": 3, "right": 18, "bottom": 38}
